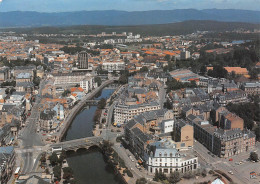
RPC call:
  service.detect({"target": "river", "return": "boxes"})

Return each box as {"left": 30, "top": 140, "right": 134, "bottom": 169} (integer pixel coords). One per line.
{"left": 63, "top": 88, "right": 124, "bottom": 184}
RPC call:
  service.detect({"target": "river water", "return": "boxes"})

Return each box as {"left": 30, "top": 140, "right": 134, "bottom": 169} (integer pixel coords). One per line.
{"left": 63, "top": 88, "right": 124, "bottom": 184}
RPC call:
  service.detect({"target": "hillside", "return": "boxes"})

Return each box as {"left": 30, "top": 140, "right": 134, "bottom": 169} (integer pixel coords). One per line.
{"left": 4, "top": 20, "right": 260, "bottom": 37}
{"left": 0, "top": 9, "right": 260, "bottom": 28}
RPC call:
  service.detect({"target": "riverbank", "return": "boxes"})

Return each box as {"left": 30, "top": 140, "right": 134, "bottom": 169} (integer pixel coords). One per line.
{"left": 63, "top": 88, "right": 124, "bottom": 184}
{"left": 59, "top": 80, "right": 114, "bottom": 141}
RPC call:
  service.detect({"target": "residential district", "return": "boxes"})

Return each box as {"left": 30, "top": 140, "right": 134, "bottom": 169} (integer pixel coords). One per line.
{"left": 0, "top": 29, "right": 259, "bottom": 184}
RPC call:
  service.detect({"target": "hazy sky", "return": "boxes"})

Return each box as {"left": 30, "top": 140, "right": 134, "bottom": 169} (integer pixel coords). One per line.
{"left": 0, "top": 0, "right": 259, "bottom": 12}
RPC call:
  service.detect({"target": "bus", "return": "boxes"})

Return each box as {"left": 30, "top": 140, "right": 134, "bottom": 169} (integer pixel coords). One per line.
{"left": 14, "top": 167, "right": 20, "bottom": 178}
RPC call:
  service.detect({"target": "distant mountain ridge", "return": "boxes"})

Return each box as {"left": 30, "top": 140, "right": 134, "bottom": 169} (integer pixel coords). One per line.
{"left": 0, "top": 9, "right": 260, "bottom": 28}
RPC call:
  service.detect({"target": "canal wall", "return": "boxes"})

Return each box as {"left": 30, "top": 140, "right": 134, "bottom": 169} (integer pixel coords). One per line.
{"left": 59, "top": 80, "right": 115, "bottom": 141}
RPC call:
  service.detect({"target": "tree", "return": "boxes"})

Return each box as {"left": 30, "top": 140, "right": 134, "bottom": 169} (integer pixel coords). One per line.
{"left": 249, "top": 68, "right": 259, "bottom": 79}
{"left": 126, "top": 169, "right": 133, "bottom": 177}
{"left": 49, "top": 152, "right": 59, "bottom": 166}
{"left": 200, "top": 65, "right": 207, "bottom": 75}
{"left": 33, "top": 76, "right": 41, "bottom": 86}
{"left": 53, "top": 165, "right": 62, "bottom": 181}
{"left": 250, "top": 152, "right": 258, "bottom": 162}
{"left": 40, "top": 154, "right": 46, "bottom": 164}
{"left": 97, "top": 98, "right": 106, "bottom": 109}
{"left": 58, "top": 151, "right": 66, "bottom": 164}
{"left": 63, "top": 167, "right": 74, "bottom": 180}
{"left": 10, "top": 88, "right": 16, "bottom": 95}
{"left": 201, "top": 169, "right": 207, "bottom": 177}
{"left": 5, "top": 88, "right": 9, "bottom": 94}
{"left": 207, "top": 65, "right": 228, "bottom": 78}
{"left": 136, "top": 177, "right": 147, "bottom": 184}
{"left": 62, "top": 89, "right": 71, "bottom": 97}
{"left": 94, "top": 76, "right": 102, "bottom": 86}
{"left": 154, "top": 169, "right": 159, "bottom": 181}
{"left": 140, "top": 66, "right": 149, "bottom": 73}
{"left": 255, "top": 125, "right": 260, "bottom": 141}
{"left": 164, "top": 99, "right": 173, "bottom": 109}
{"left": 154, "top": 170, "right": 167, "bottom": 182}
{"left": 164, "top": 54, "right": 171, "bottom": 61}
{"left": 169, "top": 171, "right": 180, "bottom": 184}
{"left": 118, "top": 74, "right": 128, "bottom": 84}
{"left": 183, "top": 171, "right": 194, "bottom": 179}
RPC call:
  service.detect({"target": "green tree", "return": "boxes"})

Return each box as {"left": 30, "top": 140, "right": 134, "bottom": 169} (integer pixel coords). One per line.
{"left": 62, "top": 89, "right": 71, "bottom": 97}
{"left": 250, "top": 152, "right": 258, "bottom": 162}
{"left": 136, "top": 177, "right": 147, "bottom": 184}
{"left": 207, "top": 65, "right": 228, "bottom": 78}
{"left": 164, "top": 99, "right": 173, "bottom": 109}
{"left": 249, "top": 68, "right": 259, "bottom": 80}
{"left": 40, "top": 154, "right": 46, "bottom": 164}
{"left": 10, "top": 88, "right": 16, "bottom": 95}
{"left": 49, "top": 152, "right": 59, "bottom": 166}
{"left": 201, "top": 169, "right": 207, "bottom": 177}
{"left": 33, "top": 76, "right": 41, "bottom": 86}
{"left": 53, "top": 165, "right": 62, "bottom": 181}
{"left": 5, "top": 88, "right": 9, "bottom": 94}
{"left": 169, "top": 171, "right": 180, "bottom": 184}
{"left": 94, "top": 76, "right": 102, "bottom": 86}
{"left": 255, "top": 125, "right": 260, "bottom": 141}
{"left": 63, "top": 167, "right": 74, "bottom": 180}
{"left": 140, "top": 66, "right": 149, "bottom": 73}
{"left": 164, "top": 54, "right": 171, "bottom": 61}
{"left": 58, "top": 151, "right": 66, "bottom": 164}
{"left": 97, "top": 98, "right": 106, "bottom": 109}
{"left": 118, "top": 74, "right": 128, "bottom": 84}
{"left": 200, "top": 65, "right": 207, "bottom": 75}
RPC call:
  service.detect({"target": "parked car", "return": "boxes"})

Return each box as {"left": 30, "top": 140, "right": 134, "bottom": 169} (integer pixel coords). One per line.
{"left": 228, "top": 171, "right": 234, "bottom": 175}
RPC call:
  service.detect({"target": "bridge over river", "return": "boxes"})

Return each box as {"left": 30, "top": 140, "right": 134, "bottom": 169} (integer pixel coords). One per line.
{"left": 50, "top": 136, "right": 103, "bottom": 152}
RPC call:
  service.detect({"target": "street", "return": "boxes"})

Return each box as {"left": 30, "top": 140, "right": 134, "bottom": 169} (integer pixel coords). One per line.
{"left": 194, "top": 141, "right": 260, "bottom": 184}
{"left": 18, "top": 78, "right": 47, "bottom": 174}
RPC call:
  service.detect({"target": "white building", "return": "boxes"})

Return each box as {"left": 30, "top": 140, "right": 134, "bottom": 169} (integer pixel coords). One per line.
{"left": 161, "top": 119, "right": 174, "bottom": 134}
{"left": 180, "top": 51, "right": 191, "bottom": 60}
{"left": 145, "top": 139, "right": 198, "bottom": 175}
{"left": 80, "top": 75, "right": 94, "bottom": 93}
{"left": 102, "top": 61, "right": 125, "bottom": 72}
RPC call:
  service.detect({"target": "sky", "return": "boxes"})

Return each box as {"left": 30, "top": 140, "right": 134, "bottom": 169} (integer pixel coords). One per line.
{"left": 0, "top": 0, "right": 259, "bottom": 12}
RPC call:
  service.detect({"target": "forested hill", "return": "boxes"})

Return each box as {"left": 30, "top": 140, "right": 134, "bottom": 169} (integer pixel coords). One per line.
{"left": 3, "top": 20, "right": 260, "bottom": 36}
{"left": 0, "top": 9, "right": 260, "bottom": 28}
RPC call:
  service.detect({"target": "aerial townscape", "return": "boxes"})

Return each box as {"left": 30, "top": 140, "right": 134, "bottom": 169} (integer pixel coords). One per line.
{"left": 0, "top": 2, "right": 260, "bottom": 184}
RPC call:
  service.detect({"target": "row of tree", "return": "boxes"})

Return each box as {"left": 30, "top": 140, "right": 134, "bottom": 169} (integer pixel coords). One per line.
{"left": 48, "top": 152, "right": 77, "bottom": 183}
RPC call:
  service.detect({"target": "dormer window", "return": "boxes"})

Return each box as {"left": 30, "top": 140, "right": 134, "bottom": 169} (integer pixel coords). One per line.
{"left": 159, "top": 152, "right": 162, "bottom": 157}
{"left": 164, "top": 153, "right": 167, "bottom": 157}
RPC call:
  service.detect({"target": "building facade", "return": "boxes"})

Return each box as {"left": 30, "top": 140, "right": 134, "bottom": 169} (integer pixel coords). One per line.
{"left": 114, "top": 101, "right": 161, "bottom": 125}
{"left": 78, "top": 51, "right": 88, "bottom": 69}
{"left": 145, "top": 140, "right": 198, "bottom": 175}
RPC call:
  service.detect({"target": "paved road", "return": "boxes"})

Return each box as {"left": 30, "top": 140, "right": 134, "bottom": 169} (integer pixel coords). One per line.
{"left": 19, "top": 79, "right": 47, "bottom": 174}
{"left": 193, "top": 141, "right": 256, "bottom": 184}
{"left": 158, "top": 85, "right": 166, "bottom": 108}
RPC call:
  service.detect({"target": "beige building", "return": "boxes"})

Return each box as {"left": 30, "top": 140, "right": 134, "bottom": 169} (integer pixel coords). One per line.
{"left": 174, "top": 119, "right": 194, "bottom": 149}
{"left": 114, "top": 101, "right": 160, "bottom": 125}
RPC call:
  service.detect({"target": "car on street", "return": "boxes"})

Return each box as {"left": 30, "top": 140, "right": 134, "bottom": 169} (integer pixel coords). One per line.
{"left": 228, "top": 171, "right": 234, "bottom": 175}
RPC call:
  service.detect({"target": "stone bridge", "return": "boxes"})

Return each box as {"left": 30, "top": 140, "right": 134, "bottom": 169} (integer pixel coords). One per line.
{"left": 51, "top": 136, "right": 103, "bottom": 152}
